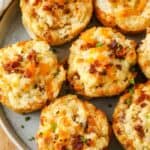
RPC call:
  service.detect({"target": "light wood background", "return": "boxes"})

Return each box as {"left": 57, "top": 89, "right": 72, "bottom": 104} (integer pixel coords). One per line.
{"left": 0, "top": 127, "right": 16, "bottom": 150}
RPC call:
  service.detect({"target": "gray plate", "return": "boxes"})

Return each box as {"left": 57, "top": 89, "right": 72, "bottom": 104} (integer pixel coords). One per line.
{"left": 0, "top": 1, "right": 145, "bottom": 150}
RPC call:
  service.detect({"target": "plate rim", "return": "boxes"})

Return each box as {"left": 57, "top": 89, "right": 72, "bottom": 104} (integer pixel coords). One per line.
{"left": 0, "top": 0, "right": 28, "bottom": 149}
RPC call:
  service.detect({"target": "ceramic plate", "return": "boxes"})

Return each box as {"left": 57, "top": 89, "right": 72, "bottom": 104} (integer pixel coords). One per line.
{"left": 0, "top": 1, "right": 145, "bottom": 150}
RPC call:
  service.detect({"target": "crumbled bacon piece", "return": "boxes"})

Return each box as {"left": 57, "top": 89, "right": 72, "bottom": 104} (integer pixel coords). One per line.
{"left": 23, "top": 70, "right": 32, "bottom": 78}
{"left": 85, "top": 116, "right": 96, "bottom": 133}
{"left": 136, "top": 91, "right": 150, "bottom": 104}
{"left": 134, "top": 124, "right": 145, "bottom": 138}
{"left": 3, "top": 55, "right": 23, "bottom": 73}
{"left": 89, "top": 60, "right": 100, "bottom": 74}
{"left": 32, "top": 0, "right": 40, "bottom": 5}
{"left": 27, "top": 50, "right": 37, "bottom": 61}
{"left": 109, "top": 40, "right": 118, "bottom": 49}
{"left": 89, "top": 64, "right": 97, "bottom": 74}
{"left": 109, "top": 40, "right": 127, "bottom": 58}
{"left": 61, "top": 146, "right": 67, "bottom": 150}
{"left": 27, "top": 50, "right": 38, "bottom": 65}
{"left": 71, "top": 135, "right": 83, "bottom": 150}
{"left": 115, "top": 48, "right": 127, "bottom": 58}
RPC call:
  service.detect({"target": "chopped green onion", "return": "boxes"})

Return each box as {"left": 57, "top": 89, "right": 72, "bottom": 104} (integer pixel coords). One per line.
{"left": 25, "top": 116, "right": 31, "bottom": 121}
{"left": 130, "top": 79, "right": 135, "bottom": 85}
{"left": 28, "top": 137, "right": 35, "bottom": 141}
{"left": 125, "top": 99, "right": 132, "bottom": 105}
{"left": 21, "top": 125, "right": 24, "bottom": 129}
{"left": 146, "top": 113, "right": 150, "bottom": 119}
{"left": 39, "top": 132, "right": 43, "bottom": 136}
{"left": 80, "top": 136, "right": 87, "bottom": 143}
{"left": 53, "top": 69, "right": 60, "bottom": 77}
{"left": 96, "top": 42, "right": 103, "bottom": 47}
{"left": 51, "top": 122, "right": 57, "bottom": 132}
{"left": 129, "top": 87, "right": 134, "bottom": 95}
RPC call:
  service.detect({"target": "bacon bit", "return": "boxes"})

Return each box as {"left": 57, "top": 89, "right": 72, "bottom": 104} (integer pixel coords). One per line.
{"left": 71, "top": 135, "right": 83, "bottom": 150}
{"left": 43, "top": 5, "right": 51, "bottom": 11}
{"left": 89, "top": 64, "right": 97, "bottom": 74}
{"left": 115, "top": 48, "right": 127, "bottom": 59}
{"left": 23, "top": 70, "right": 32, "bottom": 78}
{"left": 116, "top": 128, "right": 122, "bottom": 135}
{"left": 89, "top": 60, "right": 100, "bottom": 74}
{"left": 32, "top": 0, "right": 40, "bottom": 5}
{"left": 140, "top": 103, "right": 147, "bottom": 108}
{"left": 89, "top": 61, "right": 108, "bottom": 75}
{"left": 109, "top": 40, "right": 118, "bottom": 49}
{"left": 25, "top": 0, "right": 29, "bottom": 3}
{"left": 61, "top": 146, "right": 67, "bottom": 150}
{"left": 31, "top": 9, "right": 37, "bottom": 17}
{"left": 27, "top": 50, "right": 37, "bottom": 63}
{"left": 109, "top": 40, "right": 126, "bottom": 58}
{"left": 64, "top": 8, "right": 70, "bottom": 14}
{"left": 134, "top": 124, "right": 145, "bottom": 138}
{"left": 86, "top": 139, "right": 94, "bottom": 146}
{"left": 105, "top": 63, "right": 113, "bottom": 68}
{"left": 125, "top": 140, "right": 134, "bottom": 149}
{"left": 3, "top": 55, "right": 23, "bottom": 73}
{"left": 3, "top": 61, "right": 20, "bottom": 73}
{"left": 43, "top": 31, "right": 53, "bottom": 43}
{"left": 85, "top": 116, "right": 96, "bottom": 133}
{"left": 116, "top": 64, "right": 122, "bottom": 70}
{"left": 17, "top": 55, "right": 23, "bottom": 61}
{"left": 136, "top": 91, "right": 150, "bottom": 104}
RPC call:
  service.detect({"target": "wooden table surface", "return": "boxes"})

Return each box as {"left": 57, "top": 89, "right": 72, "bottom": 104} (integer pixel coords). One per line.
{"left": 0, "top": 127, "right": 16, "bottom": 150}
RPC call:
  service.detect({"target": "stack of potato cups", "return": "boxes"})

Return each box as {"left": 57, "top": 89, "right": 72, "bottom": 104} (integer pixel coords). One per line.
{"left": 0, "top": 0, "right": 150, "bottom": 149}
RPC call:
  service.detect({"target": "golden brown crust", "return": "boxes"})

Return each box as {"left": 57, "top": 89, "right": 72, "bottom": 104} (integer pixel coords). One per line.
{"left": 0, "top": 40, "right": 66, "bottom": 113}
{"left": 36, "top": 95, "right": 110, "bottom": 150}
{"left": 67, "top": 27, "right": 137, "bottom": 97}
{"left": 20, "top": 0, "right": 93, "bottom": 46}
{"left": 94, "top": 0, "right": 150, "bottom": 34}
{"left": 113, "top": 81, "right": 150, "bottom": 150}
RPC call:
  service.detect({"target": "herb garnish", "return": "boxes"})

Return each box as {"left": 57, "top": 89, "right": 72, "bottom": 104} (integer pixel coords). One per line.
{"left": 96, "top": 42, "right": 103, "bottom": 47}
{"left": 28, "top": 137, "right": 35, "bottom": 141}
{"left": 25, "top": 116, "right": 31, "bottom": 122}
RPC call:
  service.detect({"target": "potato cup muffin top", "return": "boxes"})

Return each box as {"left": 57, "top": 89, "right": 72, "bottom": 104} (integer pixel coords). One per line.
{"left": 68, "top": 27, "right": 137, "bottom": 97}
{"left": 94, "top": 0, "right": 150, "bottom": 33}
{"left": 113, "top": 81, "right": 150, "bottom": 150}
{"left": 0, "top": 40, "right": 66, "bottom": 113}
{"left": 20, "top": 0, "right": 93, "bottom": 45}
{"left": 36, "top": 95, "right": 110, "bottom": 150}
{"left": 138, "top": 28, "right": 150, "bottom": 79}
